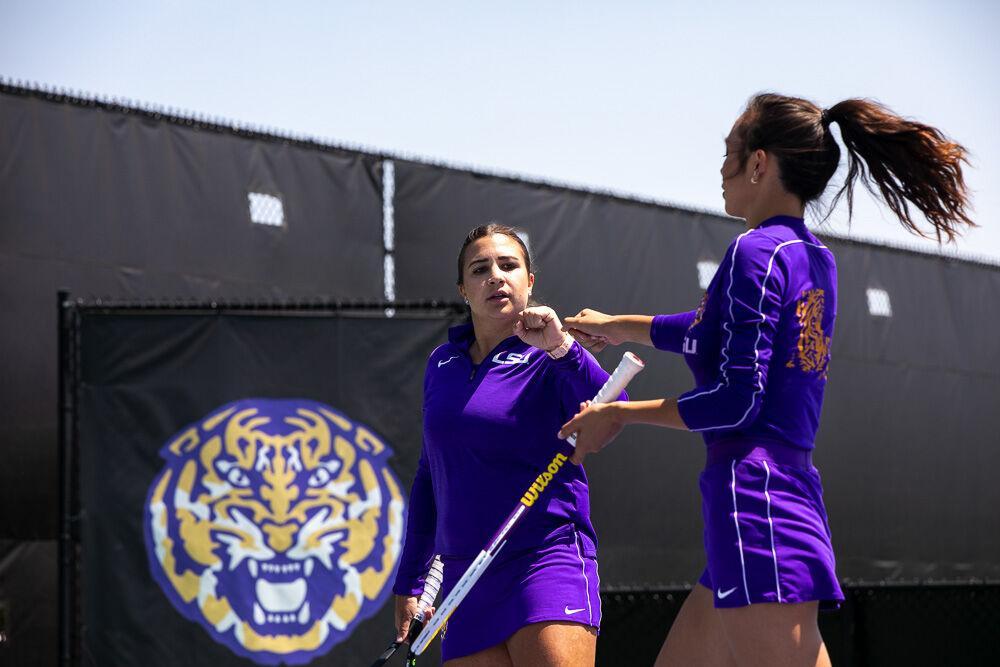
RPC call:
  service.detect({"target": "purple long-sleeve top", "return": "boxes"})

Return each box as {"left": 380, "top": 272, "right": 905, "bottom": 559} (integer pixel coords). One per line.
{"left": 392, "top": 323, "right": 624, "bottom": 596}
{"left": 651, "top": 216, "right": 837, "bottom": 451}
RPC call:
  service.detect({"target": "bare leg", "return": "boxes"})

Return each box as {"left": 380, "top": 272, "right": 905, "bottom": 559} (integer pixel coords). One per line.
{"left": 445, "top": 641, "right": 515, "bottom": 667}
{"left": 506, "top": 621, "right": 597, "bottom": 667}
{"left": 717, "top": 601, "right": 831, "bottom": 667}
{"left": 654, "top": 583, "right": 737, "bottom": 667}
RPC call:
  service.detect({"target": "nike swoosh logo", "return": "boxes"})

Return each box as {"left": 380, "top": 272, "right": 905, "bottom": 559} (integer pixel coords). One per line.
{"left": 437, "top": 356, "right": 458, "bottom": 367}
{"left": 717, "top": 587, "right": 738, "bottom": 599}
{"left": 564, "top": 606, "right": 586, "bottom": 615}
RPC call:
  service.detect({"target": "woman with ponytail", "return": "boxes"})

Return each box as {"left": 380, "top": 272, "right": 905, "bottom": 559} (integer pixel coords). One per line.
{"left": 558, "top": 93, "right": 973, "bottom": 666}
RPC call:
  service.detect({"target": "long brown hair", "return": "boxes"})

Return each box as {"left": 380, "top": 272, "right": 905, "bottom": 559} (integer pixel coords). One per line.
{"left": 733, "top": 93, "right": 974, "bottom": 243}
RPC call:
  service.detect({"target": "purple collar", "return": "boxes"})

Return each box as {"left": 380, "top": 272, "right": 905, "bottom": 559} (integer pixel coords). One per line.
{"left": 447, "top": 322, "right": 526, "bottom": 357}
{"left": 757, "top": 215, "right": 806, "bottom": 229}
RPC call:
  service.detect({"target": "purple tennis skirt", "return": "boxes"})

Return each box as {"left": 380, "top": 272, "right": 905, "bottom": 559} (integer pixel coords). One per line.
{"left": 438, "top": 523, "right": 601, "bottom": 662}
{"left": 698, "top": 441, "right": 844, "bottom": 610}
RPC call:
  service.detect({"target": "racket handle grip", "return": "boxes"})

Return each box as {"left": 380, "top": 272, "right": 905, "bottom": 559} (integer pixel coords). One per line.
{"left": 567, "top": 351, "right": 644, "bottom": 447}
{"left": 592, "top": 351, "right": 644, "bottom": 404}
{"left": 414, "top": 556, "right": 443, "bottom": 621}
{"left": 405, "top": 555, "right": 443, "bottom": 645}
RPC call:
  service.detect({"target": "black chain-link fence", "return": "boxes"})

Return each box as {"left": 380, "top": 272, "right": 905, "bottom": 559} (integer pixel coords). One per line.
{"left": 597, "top": 585, "right": 1000, "bottom": 666}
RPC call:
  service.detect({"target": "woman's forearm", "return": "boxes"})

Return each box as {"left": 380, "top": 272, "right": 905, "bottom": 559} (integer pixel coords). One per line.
{"left": 609, "top": 315, "right": 655, "bottom": 347}
{"left": 612, "top": 398, "right": 689, "bottom": 431}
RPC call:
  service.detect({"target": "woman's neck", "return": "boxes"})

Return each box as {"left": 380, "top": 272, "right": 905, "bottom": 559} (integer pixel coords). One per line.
{"left": 745, "top": 192, "right": 805, "bottom": 229}
{"left": 469, "top": 315, "right": 514, "bottom": 364}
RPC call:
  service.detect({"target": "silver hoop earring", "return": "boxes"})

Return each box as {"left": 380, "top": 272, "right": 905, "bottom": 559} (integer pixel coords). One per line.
{"left": 750, "top": 174, "right": 759, "bottom": 184}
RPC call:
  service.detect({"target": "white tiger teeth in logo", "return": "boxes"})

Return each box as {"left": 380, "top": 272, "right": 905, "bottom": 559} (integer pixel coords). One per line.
{"left": 143, "top": 399, "right": 404, "bottom": 665}
{"left": 299, "top": 602, "right": 309, "bottom": 624}
{"left": 256, "top": 578, "right": 307, "bottom": 612}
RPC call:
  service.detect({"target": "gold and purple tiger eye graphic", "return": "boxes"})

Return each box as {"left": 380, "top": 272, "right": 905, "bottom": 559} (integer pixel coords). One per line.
{"left": 787, "top": 288, "right": 832, "bottom": 377}
{"left": 143, "top": 399, "right": 404, "bottom": 665}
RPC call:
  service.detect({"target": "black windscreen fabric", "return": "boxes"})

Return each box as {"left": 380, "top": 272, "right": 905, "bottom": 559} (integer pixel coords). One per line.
{"left": 812, "top": 241, "right": 1000, "bottom": 584}
{"left": 0, "top": 89, "right": 385, "bottom": 540}
{"left": 392, "top": 160, "right": 736, "bottom": 315}
{"left": 0, "top": 539, "right": 58, "bottom": 666}
{"left": 1, "top": 92, "right": 384, "bottom": 296}
{"left": 392, "top": 162, "right": 1000, "bottom": 587}
{"left": 76, "top": 309, "right": 458, "bottom": 667}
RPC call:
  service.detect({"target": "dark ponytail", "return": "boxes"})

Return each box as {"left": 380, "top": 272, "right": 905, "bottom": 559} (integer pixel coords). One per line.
{"left": 825, "top": 99, "right": 973, "bottom": 243}
{"left": 735, "top": 93, "right": 974, "bottom": 243}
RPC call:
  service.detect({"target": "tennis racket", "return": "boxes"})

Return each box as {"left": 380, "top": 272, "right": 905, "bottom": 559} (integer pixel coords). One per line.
{"left": 368, "top": 555, "right": 444, "bottom": 667}
{"left": 408, "top": 351, "right": 644, "bottom": 657}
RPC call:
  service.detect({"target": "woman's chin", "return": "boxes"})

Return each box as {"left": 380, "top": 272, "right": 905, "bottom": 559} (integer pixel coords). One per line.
{"left": 476, "top": 300, "right": 519, "bottom": 319}
{"left": 485, "top": 297, "right": 511, "bottom": 310}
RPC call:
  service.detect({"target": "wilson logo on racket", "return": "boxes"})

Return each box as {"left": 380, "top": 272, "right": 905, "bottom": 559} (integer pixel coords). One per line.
{"left": 520, "top": 452, "right": 569, "bottom": 507}
{"left": 143, "top": 399, "right": 404, "bottom": 665}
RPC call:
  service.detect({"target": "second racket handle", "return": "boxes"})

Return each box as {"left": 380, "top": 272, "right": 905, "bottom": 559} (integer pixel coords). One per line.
{"left": 406, "top": 556, "right": 443, "bottom": 644}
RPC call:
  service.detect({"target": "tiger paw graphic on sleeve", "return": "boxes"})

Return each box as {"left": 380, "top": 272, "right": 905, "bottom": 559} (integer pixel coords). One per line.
{"left": 143, "top": 399, "right": 404, "bottom": 665}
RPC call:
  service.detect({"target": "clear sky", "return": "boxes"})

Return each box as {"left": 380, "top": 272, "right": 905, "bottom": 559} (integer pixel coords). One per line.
{"left": 3, "top": 0, "right": 998, "bottom": 261}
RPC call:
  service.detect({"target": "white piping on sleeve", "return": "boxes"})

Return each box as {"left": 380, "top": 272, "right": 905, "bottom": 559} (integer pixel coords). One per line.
{"left": 676, "top": 229, "right": 754, "bottom": 405}
{"left": 681, "top": 237, "right": 830, "bottom": 431}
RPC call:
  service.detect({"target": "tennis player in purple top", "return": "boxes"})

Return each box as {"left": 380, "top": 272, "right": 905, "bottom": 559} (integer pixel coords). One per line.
{"left": 560, "top": 93, "right": 973, "bottom": 666}
{"left": 392, "top": 224, "right": 624, "bottom": 666}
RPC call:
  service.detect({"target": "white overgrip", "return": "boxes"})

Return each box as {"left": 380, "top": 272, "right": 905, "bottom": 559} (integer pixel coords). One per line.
{"left": 411, "top": 549, "right": 496, "bottom": 655}
{"left": 414, "top": 555, "right": 443, "bottom": 622}
{"left": 567, "top": 351, "right": 644, "bottom": 447}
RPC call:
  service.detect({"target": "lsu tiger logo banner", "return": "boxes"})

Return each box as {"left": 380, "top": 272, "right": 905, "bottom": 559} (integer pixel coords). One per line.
{"left": 143, "top": 399, "right": 404, "bottom": 665}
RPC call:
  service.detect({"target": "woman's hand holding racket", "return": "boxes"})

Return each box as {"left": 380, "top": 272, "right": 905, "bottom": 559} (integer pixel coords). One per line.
{"left": 371, "top": 557, "right": 443, "bottom": 666}
{"left": 394, "top": 595, "right": 434, "bottom": 643}
{"left": 559, "top": 400, "right": 625, "bottom": 465}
